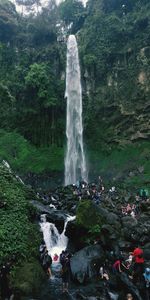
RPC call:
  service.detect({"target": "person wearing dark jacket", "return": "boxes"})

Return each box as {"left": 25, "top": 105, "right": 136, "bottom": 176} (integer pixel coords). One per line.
{"left": 42, "top": 250, "right": 52, "bottom": 278}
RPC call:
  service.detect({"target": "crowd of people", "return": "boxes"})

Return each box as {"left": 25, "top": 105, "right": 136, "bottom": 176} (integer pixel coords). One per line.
{"left": 0, "top": 176, "right": 149, "bottom": 299}
{"left": 38, "top": 238, "right": 150, "bottom": 298}
{"left": 70, "top": 178, "right": 149, "bottom": 220}
{"left": 99, "top": 245, "right": 150, "bottom": 299}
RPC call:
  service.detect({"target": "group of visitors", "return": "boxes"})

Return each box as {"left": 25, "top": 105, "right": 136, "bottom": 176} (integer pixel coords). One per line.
{"left": 72, "top": 176, "right": 105, "bottom": 204}
{"left": 39, "top": 242, "right": 71, "bottom": 293}
{"left": 121, "top": 203, "right": 139, "bottom": 218}
{"left": 99, "top": 245, "right": 150, "bottom": 299}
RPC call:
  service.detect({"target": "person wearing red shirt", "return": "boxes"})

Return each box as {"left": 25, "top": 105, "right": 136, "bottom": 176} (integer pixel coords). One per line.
{"left": 132, "top": 247, "right": 144, "bottom": 263}
{"left": 131, "top": 247, "right": 145, "bottom": 282}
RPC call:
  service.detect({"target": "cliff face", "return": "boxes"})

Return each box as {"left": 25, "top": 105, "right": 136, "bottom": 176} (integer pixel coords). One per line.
{"left": 72, "top": 0, "right": 150, "bottom": 182}
{"left": 0, "top": 0, "right": 149, "bottom": 184}
{"left": 78, "top": 0, "right": 150, "bottom": 150}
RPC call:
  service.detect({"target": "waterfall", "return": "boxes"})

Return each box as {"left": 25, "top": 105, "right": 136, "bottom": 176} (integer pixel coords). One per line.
{"left": 40, "top": 214, "right": 75, "bottom": 259}
{"left": 64, "top": 34, "right": 88, "bottom": 186}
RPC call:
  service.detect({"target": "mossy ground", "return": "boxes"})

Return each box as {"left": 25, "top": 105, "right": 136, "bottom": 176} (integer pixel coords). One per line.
{"left": 0, "top": 129, "right": 149, "bottom": 191}
{"left": 88, "top": 141, "right": 150, "bottom": 190}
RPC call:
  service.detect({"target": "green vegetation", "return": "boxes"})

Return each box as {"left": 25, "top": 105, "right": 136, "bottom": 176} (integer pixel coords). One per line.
{"left": 0, "top": 130, "right": 64, "bottom": 173}
{"left": 12, "top": 260, "right": 45, "bottom": 297}
{"left": 88, "top": 141, "right": 150, "bottom": 185}
{"left": 0, "top": 0, "right": 149, "bottom": 183}
{"left": 76, "top": 200, "right": 105, "bottom": 244}
{"left": 0, "top": 162, "right": 43, "bottom": 293}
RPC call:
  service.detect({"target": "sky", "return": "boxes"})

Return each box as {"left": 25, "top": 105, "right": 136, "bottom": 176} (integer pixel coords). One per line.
{"left": 11, "top": 0, "right": 88, "bottom": 14}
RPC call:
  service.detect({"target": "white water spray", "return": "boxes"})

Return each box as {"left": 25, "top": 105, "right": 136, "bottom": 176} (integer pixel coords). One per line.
{"left": 64, "top": 35, "right": 88, "bottom": 186}
{"left": 40, "top": 214, "right": 75, "bottom": 259}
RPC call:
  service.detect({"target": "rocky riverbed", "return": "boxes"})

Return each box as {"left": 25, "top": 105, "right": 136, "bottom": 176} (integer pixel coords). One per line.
{"left": 30, "top": 183, "right": 150, "bottom": 300}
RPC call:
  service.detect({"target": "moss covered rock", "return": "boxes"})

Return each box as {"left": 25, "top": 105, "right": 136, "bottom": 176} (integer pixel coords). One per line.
{"left": 12, "top": 259, "right": 45, "bottom": 297}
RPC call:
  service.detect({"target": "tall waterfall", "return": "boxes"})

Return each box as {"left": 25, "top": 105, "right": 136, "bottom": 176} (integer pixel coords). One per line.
{"left": 65, "top": 35, "right": 88, "bottom": 186}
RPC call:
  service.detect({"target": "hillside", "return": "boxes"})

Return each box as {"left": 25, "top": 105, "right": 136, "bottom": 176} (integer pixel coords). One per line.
{"left": 0, "top": 0, "right": 149, "bottom": 186}
{"left": 0, "top": 161, "right": 44, "bottom": 296}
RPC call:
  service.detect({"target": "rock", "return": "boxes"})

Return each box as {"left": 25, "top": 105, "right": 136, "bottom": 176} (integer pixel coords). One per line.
{"left": 87, "top": 297, "right": 98, "bottom": 300}
{"left": 30, "top": 200, "right": 68, "bottom": 233}
{"left": 12, "top": 260, "right": 45, "bottom": 297}
{"left": 138, "top": 166, "right": 144, "bottom": 173}
{"left": 65, "top": 221, "right": 88, "bottom": 250}
{"left": 105, "top": 212, "right": 119, "bottom": 225}
{"left": 143, "top": 242, "right": 150, "bottom": 260}
{"left": 108, "top": 291, "right": 119, "bottom": 300}
{"left": 70, "top": 245, "right": 104, "bottom": 283}
{"left": 118, "top": 273, "right": 143, "bottom": 300}
{"left": 143, "top": 248, "right": 150, "bottom": 260}
{"left": 129, "top": 171, "right": 135, "bottom": 177}
{"left": 118, "top": 240, "right": 132, "bottom": 250}
{"left": 122, "top": 216, "right": 138, "bottom": 227}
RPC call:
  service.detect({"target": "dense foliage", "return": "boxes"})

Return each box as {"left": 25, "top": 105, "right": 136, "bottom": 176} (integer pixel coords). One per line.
{"left": 0, "top": 0, "right": 149, "bottom": 184}
{"left": 0, "top": 162, "right": 40, "bottom": 264}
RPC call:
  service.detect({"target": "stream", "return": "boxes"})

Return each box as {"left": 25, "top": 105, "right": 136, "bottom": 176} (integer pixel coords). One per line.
{"left": 39, "top": 214, "right": 76, "bottom": 300}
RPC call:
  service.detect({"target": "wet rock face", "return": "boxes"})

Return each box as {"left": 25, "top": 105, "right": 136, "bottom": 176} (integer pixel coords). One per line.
{"left": 30, "top": 200, "right": 68, "bottom": 233}
{"left": 70, "top": 245, "right": 104, "bottom": 283}
{"left": 65, "top": 220, "right": 88, "bottom": 250}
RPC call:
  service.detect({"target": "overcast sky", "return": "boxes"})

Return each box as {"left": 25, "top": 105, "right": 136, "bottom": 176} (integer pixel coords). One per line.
{"left": 12, "top": 0, "right": 88, "bottom": 12}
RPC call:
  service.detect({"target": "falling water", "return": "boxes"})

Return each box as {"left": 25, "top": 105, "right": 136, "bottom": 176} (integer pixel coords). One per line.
{"left": 40, "top": 214, "right": 75, "bottom": 258}
{"left": 65, "top": 35, "right": 88, "bottom": 186}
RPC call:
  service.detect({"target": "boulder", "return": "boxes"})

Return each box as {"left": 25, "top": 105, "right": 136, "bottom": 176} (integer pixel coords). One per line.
{"left": 105, "top": 212, "right": 120, "bottom": 226}
{"left": 65, "top": 220, "right": 88, "bottom": 250}
{"left": 30, "top": 200, "right": 68, "bottom": 233}
{"left": 122, "top": 216, "right": 138, "bottom": 227}
{"left": 70, "top": 244, "right": 104, "bottom": 283}
{"left": 118, "top": 273, "right": 143, "bottom": 300}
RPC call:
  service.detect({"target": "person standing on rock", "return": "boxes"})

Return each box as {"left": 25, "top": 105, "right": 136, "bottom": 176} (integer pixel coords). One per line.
{"left": 60, "top": 250, "right": 71, "bottom": 293}
{"left": 143, "top": 267, "right": 150, "bottom": 288}
{"left": 42, "top": 250, "right": 52, "bottom": 278}
{"left": 131, "top": 246, "right": 145, "bottom": 283}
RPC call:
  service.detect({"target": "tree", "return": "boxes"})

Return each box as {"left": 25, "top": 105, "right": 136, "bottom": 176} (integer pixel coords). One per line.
{"left": 59, "top": 0, "right": 86, "bottom": 33}
{"left": 23, "top": 63, "right": 64, "bottom": 146}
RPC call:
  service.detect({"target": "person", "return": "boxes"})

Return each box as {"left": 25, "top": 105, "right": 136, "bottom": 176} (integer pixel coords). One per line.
{"left": 112, "top": 259, "right": 122, "bottom": 273}
{"left": 113, "top": 258, "right": 129, "bottom": 273}
{"left": 99, "top": 264, "right": 109, "bottom": 281}
{"left": 0, "top": 264, "right": 13, "bottom": 300}
{"left": 126, "top": 203, "right": 132, "bottom": 214}
{"left": 125, "top": 254, "right": 133, "bottom": 269}
{"left": 42, "top": 250, "right": 52, "bottom": 278}
{"left": 143, "top": 267, "right": 150, "bottom": 288}
{"left": 131, "top": 246, "right": 145, "bottom": 282}
{"left": 60, "top": 250, "right": 71, "bottom": 267}
{"left": 53, "top": 253, "right": 59, "bottom": 262}
{"left": 61, "top": 255, "right": 70, "bottom": 293}
{"left": 60, "top": 250, "right": 71, "bottom": 293}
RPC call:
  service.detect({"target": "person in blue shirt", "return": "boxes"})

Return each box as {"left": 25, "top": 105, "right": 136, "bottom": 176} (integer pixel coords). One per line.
{"left": 143, "top": 267, "right": 150, "bottom": 288}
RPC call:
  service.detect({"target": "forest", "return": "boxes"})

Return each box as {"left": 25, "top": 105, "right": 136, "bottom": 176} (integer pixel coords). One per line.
{"left": 0, "top": 1, "right": 150, "bottom": 299}
{"left": 0, "top": 0, "right": 150, "bottom": 185}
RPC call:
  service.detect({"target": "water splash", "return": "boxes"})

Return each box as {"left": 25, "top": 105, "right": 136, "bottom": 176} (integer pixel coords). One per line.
{"left": 65, "top": 35, "right": 88, "bottom": 185}
{"left": 40, "top": 214, "right": 75, "bottom": 259}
